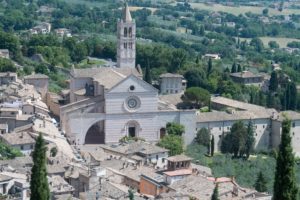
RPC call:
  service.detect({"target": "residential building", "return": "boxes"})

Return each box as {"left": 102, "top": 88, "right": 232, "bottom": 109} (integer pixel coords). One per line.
{"left": 230, "top": 71, "right": 266, "bottom": 87}
{"left": 0, "top": 49, "right": 9, "bottom": 59}
{"left": 0, "top": 132, "right": 35, "bottom": 155}
{"left": 24, "top": 74, "right": 49, "bottom": 101}
{"left": 159, "top": 73, "right": 187, "bottom": 94}
{"left": 0, "top": 72, "right": 17, "bottom": 85}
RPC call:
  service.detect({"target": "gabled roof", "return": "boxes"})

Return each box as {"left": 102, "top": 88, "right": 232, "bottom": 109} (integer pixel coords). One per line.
{"left": 106, "top": 74, "right": 158, "bottom": 93}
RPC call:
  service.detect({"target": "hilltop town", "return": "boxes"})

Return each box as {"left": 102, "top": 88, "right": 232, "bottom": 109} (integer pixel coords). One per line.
{"left": 1, "top": 0, "right": 300, "bottom": 199}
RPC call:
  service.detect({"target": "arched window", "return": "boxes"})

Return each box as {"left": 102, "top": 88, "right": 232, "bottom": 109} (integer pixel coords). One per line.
{"left": 129, "top": 27, "right": 132, "bottom": 37}
{"left": 124, "top": 28, "right": 127, "bottom": 37}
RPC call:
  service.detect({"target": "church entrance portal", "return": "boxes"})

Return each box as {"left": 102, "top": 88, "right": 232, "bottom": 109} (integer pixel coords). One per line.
{"left": 129, "top": 127, "right": 136, "bottom": 137}
{"left": 85, "top": 120, "right": 105, "bottom": 144}
{"left": 126, "top": 121, "right": 140, "bottom": 138}
{"left": 160, "top": 128, "right": 166, "bottom": 139}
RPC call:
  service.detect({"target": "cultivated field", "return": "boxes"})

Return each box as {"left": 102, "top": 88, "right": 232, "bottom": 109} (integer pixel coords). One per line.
{"left": 129, "top": 6, "right": 158, "bottom": 14}
{"left": 240, "top": 37, "right": 300, "bottom": 48}
{"left": 189, "top": 3, "right": 300, "bottom": 16}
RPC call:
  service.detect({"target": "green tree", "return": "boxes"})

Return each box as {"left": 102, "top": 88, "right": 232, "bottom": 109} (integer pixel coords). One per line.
{"left": 144, "top": 65, "right": 152, "bottom": 84}
{"left": 221, "top": 121, "right": 247, "bottom": 157}
{"left": 262, "top": 8, "right": 269, "bottom": 16}
{"left": 254, "top": 171, "right": 267, "bottom": 192}
{"left": 245, "top": 120, "right": 255, "bottom": 159}
{"left": 207, "top": 58, "right": 212, "bottom": 78}
{"left": 0, "top": 58, "right": 16, "bottom": 72}
{"left": 158, "top": 135, "right": 183, "bottom": 156}
{"left": 183, "top": 87, "right": 210, "bottom": 107}
{"left": 269, "top": 71, "right": 278, "bottom": 92}
{"left": 195, "top": 128, "right": 210, "bottom": 149}
{"left": 128, "top": 188, "right": 134, "bottom": 200}
{"left": 231, "top": 62, "right": 237, "bottom": 73}
{"left": 237, "top": 64, "right": 242, "bottom": 72}
{"left": 282, "top": 82, "right": 297, "bottom": 110}
{"left": 250, "top": 38, "right": 264, "bottom": 52}
{"left": 211, "top": 184, "right": 219, "bottom": 200}
{"left": 268, "top": 41, "right": 279, "bottom": 49}
{"left": 30, "top": 133, "right": 50, "bottom": 200}
{"left": 273, "top": 119, "right": 298, "bottom": 200}
{"left": 166, "top": 122, "right": 185, "bottom": 136}
{"left": 211, "top": 135, "right": 215, "bottom": 157}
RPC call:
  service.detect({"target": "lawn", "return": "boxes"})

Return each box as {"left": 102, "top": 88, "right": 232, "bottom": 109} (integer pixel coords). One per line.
{"left": 239, "top": 37, "right": 300, "bottom": 48}
{"left": 188, "top": 3, "right": 300, "bottom": 16}
{"left": 78, "top": 58, "right": 105, "bottom": 68}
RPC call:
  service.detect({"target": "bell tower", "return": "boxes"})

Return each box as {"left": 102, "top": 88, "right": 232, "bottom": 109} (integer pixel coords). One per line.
{"left": 117, "top": 3, "right": 136, "bottom": 68}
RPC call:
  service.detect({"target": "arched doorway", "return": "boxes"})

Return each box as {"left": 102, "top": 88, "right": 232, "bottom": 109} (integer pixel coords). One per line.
{"left": 126, "top": 121, "right": 140, "bottom": 138}
{"left": 85, "top": 120, "right": 105, "bottom": 144}
{"left": 160, "top": 128, "right": 166, "bottom": 139}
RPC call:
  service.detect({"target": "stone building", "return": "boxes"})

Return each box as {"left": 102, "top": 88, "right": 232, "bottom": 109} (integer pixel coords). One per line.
{"left": 60, "top": 4, "right": 196, "bottom": 146}
{"left": 24, "top": 74, "right": 49, "bottom": 101}
{"left": 159, "top": 73, "right": 187, "bottom": 94}
{"left": 0, "top": 49, "right": 9, "bottom": 59}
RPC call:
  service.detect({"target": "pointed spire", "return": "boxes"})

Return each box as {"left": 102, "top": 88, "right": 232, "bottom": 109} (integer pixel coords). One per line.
{"left": 123, "top": 2, "right": 132, "bottom": 22}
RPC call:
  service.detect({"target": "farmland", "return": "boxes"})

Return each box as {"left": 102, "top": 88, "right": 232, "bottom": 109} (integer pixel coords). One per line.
{"left": 189, "top": 2, "right": 300, "bottom": 16}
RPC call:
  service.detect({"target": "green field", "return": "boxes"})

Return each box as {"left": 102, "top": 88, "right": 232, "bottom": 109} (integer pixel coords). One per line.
{"left": 240, "top": 37, "right": 300, "bottom": 48}
{"left": 189, "top": 3, "right": 300, "bottom": 16}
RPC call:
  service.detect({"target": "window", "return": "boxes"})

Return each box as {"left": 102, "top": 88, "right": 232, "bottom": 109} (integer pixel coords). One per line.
{"left": 129, "top": 85, "right": 135, "bottom": 91}
{"left": 156, "top": 155, "right": 159, "bottom": 160}
{"left": 219, "top": 127, "right": 221, "bottom": 131}
{"left": 129, "top": 27, "right": 132, "bottom": 37}
{"left": 162, "top": 158, "right": 165, "bottom": 163}
{"left": 263, "top": 125, "right": 265, "bottom": 128}
{"left": 124, "top": 43, "right": 127, "bottom": 49}
{"left": 129, "top": 42, "right": 132, "bottom": 49}
{"left": 293, "top": 122, "right": 296, "bottom": 127}
{"left": 175, "top": 90, "right": 178, "bottom": 93}
{"left": 20, "top": 145, "right": 24, "bottom": 150}
{"left": 124, "top": 27, "right": 127, "bottom": 37}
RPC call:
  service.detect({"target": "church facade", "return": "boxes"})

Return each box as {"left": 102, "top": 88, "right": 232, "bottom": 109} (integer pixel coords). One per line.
{"left": 60, "top": 4, "right": 196, "bottom": 145}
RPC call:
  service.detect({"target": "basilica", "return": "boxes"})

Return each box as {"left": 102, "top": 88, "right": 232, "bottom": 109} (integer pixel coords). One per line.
{"left": 60, "top": 4, "right": 196, "bottom": 145}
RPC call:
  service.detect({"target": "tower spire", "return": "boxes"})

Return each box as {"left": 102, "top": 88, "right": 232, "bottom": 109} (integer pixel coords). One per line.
{"left": 123, "top": 2, "right": 132, "bottom": 22}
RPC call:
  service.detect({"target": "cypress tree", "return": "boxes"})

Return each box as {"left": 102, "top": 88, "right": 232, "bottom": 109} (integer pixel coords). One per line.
{"left": 207, "top": 58, "right": 212, "bottom": 78}
{"left": 30, "top": 133, "right": 50, "bottom": 200}
{"left": 245, "top": 120, "right": 255, "bottom": 159}
{"left": 237, "top": 64, "right": 242, "bottom": 72}
{"left": 195, "top": 56, "right": 200, "bottom": 64}
{"left": 269, "top": 71, "right": 278, "bottom": 92}
{"left": 211, "top": 184, "right": 219, "bottom": 200}
{"left": 128, "top": 188, "right": 134, "bottom": 200}
{"left": 254, "top": 171, "right": 267, "bottom": 192}
{"left": 144, "top": 65, "right": 152, "bottom": 84}
{"left": 211, "top": 135, "right": 215, "bottom": 157}
{"left": 231, "top": 62, "right": 237, "bottom": 73}
{"left": 273, "top": 119, "right": 298, "bottom": 200}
